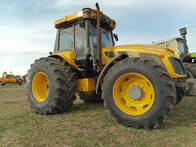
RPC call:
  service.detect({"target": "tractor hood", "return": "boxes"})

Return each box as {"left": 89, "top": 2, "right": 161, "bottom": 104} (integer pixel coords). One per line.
{"left": 109, "top": 44, "right": 174, "bottom": 55}
{"left": 102, "top": 44, "right": 177, "bottom": 65}
{"left": 112, "top": 44, "right": 174, "bottom": 54}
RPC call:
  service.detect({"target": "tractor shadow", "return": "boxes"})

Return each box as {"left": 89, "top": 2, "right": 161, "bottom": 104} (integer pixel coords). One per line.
{"left": 67, "top": 99, "right": 104, "bottom": 113}
{"left": 61, "top": 96, "right": 196, "bottom": 130}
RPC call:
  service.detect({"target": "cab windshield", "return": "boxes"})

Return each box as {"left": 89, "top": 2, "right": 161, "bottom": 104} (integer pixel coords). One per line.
{"left": 90, "top": 24, "right": 114, "bottom": 48}
{"left": 177, "top": 41, "right": 185, "bottom": 55}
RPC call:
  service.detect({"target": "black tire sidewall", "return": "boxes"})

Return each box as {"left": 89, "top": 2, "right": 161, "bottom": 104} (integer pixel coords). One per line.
{"left": 103, "top": 58, "right": 173, "bottom": 125}
{"left": 26, "top": 57, "right": 77, "bottom": 114}
{"left": 28, "top": 62, "right": 57, "bottom": 109}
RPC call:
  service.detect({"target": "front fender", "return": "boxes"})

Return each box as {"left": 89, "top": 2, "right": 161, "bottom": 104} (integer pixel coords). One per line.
{"left": 49, "top": 51, "right": 78, "bottom": 69}
{"left": 96, "top": 54, "right": 128, "bottom": 94}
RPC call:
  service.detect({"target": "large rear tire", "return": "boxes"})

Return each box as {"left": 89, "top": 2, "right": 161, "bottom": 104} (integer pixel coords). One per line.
{"left": 26, "top": 57, "right": 77, "bottom": 115}
{"left": 184, "top": 62, "right": 196, "bottom": 78}
{"left": 182, "top": 62, "right": 196, "bottom": 97}
{"left": 102, "top": 58, "right": 176, "bottom": 129}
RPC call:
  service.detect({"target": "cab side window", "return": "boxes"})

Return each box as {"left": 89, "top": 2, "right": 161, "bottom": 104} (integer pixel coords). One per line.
{"left": 74, "top": 24, "right": 86, "bottom": 56}
{"left": 59, "top": 27, "right": 73, "bottom": 51}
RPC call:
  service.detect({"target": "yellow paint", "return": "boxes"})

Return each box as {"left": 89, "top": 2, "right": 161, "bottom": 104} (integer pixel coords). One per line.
{"left": 49, "top": 50, "right": 78, "bottom": 69}
{"left": 49, "top": 44, "right": 184, "bottom": 79}
{"left": 77, "top": 78, "right": 96, "bottom": 92}
{"left": 55, "top": 11, "right": 83, "bottom": 27}
{"left": 32, "top": 72, "right": 49, "bottom": 102}
{"left": 101, "top": 44, "right": 185, "bottom": 78}
{"left": 113, "top": 73, "right": 155, "bottom": 116}
{"left": 54, "top": 9, "right": 116, "bottom": 30}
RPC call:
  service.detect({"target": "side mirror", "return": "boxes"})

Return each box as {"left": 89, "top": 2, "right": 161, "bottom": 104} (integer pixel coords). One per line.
{"left": 113, "top": 34, "right": 119, "bottom": 42}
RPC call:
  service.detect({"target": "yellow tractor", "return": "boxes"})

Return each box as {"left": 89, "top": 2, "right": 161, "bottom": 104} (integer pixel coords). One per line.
{"left": 0, "top": 72, "right": 23, "bottom": 86}
{"left": 26, "top": 3, "right": 196, "bottom": 129}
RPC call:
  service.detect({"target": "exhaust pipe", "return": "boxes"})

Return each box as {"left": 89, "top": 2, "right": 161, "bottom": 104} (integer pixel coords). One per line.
{"left": 96, "top": 3, "right": 102, "bottom": 71}
{"left": 179, "top": 27, "right": 189, "bottom": 55}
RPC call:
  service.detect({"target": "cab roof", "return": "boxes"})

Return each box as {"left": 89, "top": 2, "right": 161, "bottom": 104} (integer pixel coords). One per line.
{"left": 54, "top": 9, "right": 116, "bottom": 30}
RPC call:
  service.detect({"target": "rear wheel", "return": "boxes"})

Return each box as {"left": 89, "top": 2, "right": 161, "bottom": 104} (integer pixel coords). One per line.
{"left": 182, "top": 62, "right": 196, "bottom": 97}
{"left": 102, "top": 58, "right": 176, "bottom": 129}
{"left": 26, "top": 57, "right": 77, "bottom": 115}
{"left": 184, "top": 62, "right": 196, "bottom": 78}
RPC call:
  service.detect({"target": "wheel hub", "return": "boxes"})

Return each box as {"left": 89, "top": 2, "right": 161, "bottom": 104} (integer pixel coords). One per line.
{"left": 113, "top": 72, "right": 155, "bottom": 116}
{"left": 128, "top": 85, "right": 143, "bottom": 100}
{"left": 32, "top": 72, "right": 50, "bottom": 102}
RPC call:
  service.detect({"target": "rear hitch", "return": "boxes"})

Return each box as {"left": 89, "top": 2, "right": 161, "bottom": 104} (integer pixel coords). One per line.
{"left": 176, "top": 78, "right": 196, "bottom": 96}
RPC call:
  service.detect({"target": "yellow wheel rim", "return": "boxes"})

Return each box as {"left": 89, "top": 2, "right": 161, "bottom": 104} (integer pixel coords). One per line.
{"left": 113, "top": 73, "right": 155, "bottom": 116}
{"left": 32, "top": 72, "right": 50, "bottom": 102}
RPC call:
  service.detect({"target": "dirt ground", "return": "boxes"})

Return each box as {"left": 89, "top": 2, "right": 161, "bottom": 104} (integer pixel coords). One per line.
{"left": 0, "top": 85, "right": 195, "bottom": 146}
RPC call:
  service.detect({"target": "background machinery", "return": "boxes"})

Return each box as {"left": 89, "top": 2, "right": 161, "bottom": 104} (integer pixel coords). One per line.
{"left": 153, "top": 27, "right": 196, "bottom": 78}
{"left": 0, "top": 72, "right": 23, "bottom": 86}
{"left": 26, "top": 3, "right": 196, "bottom": 129}
{"left": 22, "top": 74, "right": 28, "bottom": 82}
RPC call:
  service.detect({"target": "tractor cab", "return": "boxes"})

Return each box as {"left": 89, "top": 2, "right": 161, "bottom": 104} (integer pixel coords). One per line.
{"left": 153, "top": 37, "right": 185, "bottom": 58}
{"left": 53, "top": 7, "right": 116, "bottom": 71}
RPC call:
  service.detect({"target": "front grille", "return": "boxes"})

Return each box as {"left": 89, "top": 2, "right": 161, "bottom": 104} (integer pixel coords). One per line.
{"left": 169, "top": 57, "right": 186, "bottom": 75}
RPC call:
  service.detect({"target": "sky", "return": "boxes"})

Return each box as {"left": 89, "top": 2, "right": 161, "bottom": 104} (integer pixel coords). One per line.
{"left": 0, "top": 0, "right": 196, "bottom": 75}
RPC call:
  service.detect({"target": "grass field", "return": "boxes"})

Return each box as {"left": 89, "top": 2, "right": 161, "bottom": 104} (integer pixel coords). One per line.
{"left": 0, "top": 85, "right": 195, "bottom": 147}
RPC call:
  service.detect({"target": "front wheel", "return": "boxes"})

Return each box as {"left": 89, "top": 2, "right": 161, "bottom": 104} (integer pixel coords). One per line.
{"left": 102, "top": 58, "right": 176, "bottom": 129}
